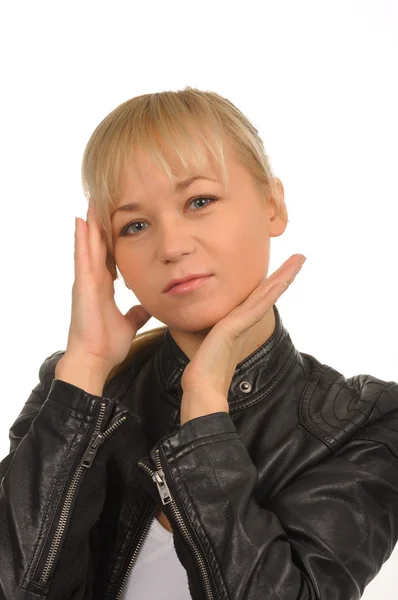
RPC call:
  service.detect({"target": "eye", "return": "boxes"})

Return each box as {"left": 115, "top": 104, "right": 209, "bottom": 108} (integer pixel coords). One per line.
{"left": 119, "top": 195, "right": 218, "bottom": 237}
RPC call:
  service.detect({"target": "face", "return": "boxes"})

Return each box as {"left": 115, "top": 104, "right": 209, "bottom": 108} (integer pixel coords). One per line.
{"left": 111, "top": 140, "right": 286, "bottom": 350}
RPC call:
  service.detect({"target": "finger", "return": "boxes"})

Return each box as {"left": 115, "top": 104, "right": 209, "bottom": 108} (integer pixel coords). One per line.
{"left": 272, "top": 257, "right": 306, "bottom": 288}
{"left": 74, "top": 216, "right": 92, "bottom": 281}
{"left": 219, "top": 257, "right": 306, "bottom": 341}
{"left": 249, "top": 256, "right": 304, "bottom": 302}
{"left": 123, "top": 305, "right": 152, "bottom": 332}
{"left": 86, "top": 199, "right": 107, "bottom": 276}
{"left": 267, "top": 254, "right": 306, "bottom": 287}
{"left": 230, "top": 277, "right": 293, "bottom": 339}
{"left": 243, "top": 256, "right": 305, "bottom": 309}
{"left": 250, "top": 280, "right": 291, "bottom": 323}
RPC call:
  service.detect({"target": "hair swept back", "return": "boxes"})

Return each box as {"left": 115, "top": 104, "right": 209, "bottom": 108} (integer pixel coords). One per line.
{"left": 81, "top": 86, "right": 289, "bottom": 281}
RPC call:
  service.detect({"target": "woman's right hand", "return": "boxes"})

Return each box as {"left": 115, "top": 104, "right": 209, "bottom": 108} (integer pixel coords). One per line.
{"left": 59, "top": 199, "right": 152, "bottom": 380}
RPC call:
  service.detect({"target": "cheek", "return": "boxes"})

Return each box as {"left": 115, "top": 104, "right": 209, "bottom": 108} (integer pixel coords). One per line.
{"left": 229, "top": 221, "right": 267, "bottom": 257}
{"left": 114, "top": 249, "right": 146, "bottom": 286}
{"left": 225, "top": 227, "right": 269, "bottom": 284}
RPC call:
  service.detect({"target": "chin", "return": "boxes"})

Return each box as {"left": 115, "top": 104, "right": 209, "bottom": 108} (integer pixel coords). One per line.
{"left": 166, "top": 317, "right": 217, "bottom": 334}
{"left": 163, "top": 304, "right": 234, "bottom": 334}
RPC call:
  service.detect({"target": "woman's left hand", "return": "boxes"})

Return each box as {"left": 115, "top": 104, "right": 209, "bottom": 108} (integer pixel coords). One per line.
{"left": 179, "top": 254, "right": 307, "bottom": 426}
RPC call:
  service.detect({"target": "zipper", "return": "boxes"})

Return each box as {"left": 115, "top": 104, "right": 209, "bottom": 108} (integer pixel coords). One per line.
{"left": 37, "top": 401, "right": 128, "bottom": 585}
{"left": 135, "top": 448, "right": 215, "bottom": 600}
{"left": 113, "top": 501, "right": 159, "bottom": 600}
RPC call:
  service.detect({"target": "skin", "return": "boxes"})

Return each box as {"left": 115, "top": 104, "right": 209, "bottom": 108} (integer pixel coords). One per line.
{"left": 111, "top": 141, "right": 288, "bottom": 366}
{"left": 110, "top": 139, "right": 290, "bottom": 532}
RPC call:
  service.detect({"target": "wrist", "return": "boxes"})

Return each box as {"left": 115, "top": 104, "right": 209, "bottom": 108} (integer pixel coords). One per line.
{"left": 180, "top": 390, "right": 229, "bottom": 426}
{"left": 55, "top": 355, "right": 109, "bottom": 396}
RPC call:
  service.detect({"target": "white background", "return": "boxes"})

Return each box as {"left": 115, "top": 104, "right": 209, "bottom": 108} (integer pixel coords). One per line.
{"left": 0, "top": 1, "right": 397, "bottom": 597}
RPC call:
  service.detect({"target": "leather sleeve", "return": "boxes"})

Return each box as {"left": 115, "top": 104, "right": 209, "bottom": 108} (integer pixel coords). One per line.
{"left": 0, "top": 352, "right": 133, "bottom": 600}
{"left": 8, "top": 351, "right": 66, "bottom": 454}
{"left": 152, "top": 378, "right": 398, "bottom": 600}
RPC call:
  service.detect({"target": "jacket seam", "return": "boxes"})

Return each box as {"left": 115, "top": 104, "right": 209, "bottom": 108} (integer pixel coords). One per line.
{"left": 165, "top": 432, "right": 239, "bottom": 462}
{"left": 229, "top": 348, "right": 298, "bottom": 413}
{"left": 45, "top": 397, "right": 96, "bottom": 422}
{"left": 299, "top": 365, "right": 380, "bottom": 449}
{"left": 152, "top": 351, "right": 182, "bottom": 409}
{"left": 350, "top": 433, "right": 398, "bottom": 460}
{"left": 9, "top": 389, "right": 47, "bottom": 452}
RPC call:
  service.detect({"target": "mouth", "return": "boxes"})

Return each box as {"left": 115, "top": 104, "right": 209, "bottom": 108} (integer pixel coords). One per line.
{"left": 163, "top": 273, "right": 212, "bottom": 293}
{"left": 164, "top": 275, "right": 213, "bottom": 295}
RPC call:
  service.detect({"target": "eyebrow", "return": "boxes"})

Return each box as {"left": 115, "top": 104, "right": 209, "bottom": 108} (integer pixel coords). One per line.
{"left": 111, "top": 175, "right": 219, "bottom": 219}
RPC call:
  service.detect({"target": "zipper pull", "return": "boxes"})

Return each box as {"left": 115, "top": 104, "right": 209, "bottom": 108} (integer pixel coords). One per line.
{"left": 152, "top": 467, "right": 172, "bottom": 505}
{"left": 82, "top": 414, "right": 129, "bottom": 469}
{"left": 82, "top": 432, "right": 104, "bottom": 468}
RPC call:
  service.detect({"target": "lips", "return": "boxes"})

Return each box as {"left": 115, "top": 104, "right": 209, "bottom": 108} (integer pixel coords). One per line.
{"left": 163, "top": 273, "right": 211, "bottom": 293}
{"left": 165, "top": 275, "right": 212, "bottom": 295}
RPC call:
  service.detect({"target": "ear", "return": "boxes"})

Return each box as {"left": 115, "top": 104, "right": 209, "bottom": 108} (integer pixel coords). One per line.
{"left": 267, "top": 177, "right": 288, "bottom": 238}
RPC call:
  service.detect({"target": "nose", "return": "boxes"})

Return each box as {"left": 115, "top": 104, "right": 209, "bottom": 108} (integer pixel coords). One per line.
{"left": 157, "top": 220, "right": 197, "bottom": 262}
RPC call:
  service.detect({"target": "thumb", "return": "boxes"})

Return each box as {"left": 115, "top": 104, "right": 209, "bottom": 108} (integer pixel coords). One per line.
{"left": 124, "top": 304, "right": 152, "bottom": 332}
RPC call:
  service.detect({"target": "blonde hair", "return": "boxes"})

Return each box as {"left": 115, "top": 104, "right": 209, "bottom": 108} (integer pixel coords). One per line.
{"left": 81, "top": 86, "right": 289, "bottom": 281}
{"left": 105, "top": 324, "right": 166, "bottom": 388}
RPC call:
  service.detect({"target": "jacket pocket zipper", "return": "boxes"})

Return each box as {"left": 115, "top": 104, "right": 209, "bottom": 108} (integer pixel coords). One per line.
{"left": 134, "top": 448, "right": 215, "bottom": 600}
{"left": 37, "top": 401, "right": 128, "bottom": 585}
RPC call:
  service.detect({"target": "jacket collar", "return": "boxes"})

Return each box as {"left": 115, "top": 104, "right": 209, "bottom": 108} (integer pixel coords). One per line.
{"left": 153, "top": 303, "right": 300, "bottom": 412}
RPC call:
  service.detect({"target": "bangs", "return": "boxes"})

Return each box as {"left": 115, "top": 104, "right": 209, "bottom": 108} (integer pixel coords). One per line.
{"left": 85, "top": 95, "right": 230, "bottom": 220}
{"left": 123, "top": 113, "right": 230, "bottom": 197}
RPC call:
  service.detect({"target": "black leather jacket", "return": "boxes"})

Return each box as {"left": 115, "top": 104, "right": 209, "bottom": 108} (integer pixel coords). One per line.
{"left": 1, "top": 304, "right": 398, "bottom": 600}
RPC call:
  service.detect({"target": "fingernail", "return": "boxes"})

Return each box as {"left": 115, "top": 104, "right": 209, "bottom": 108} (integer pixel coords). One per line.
{"left": 293, "top": 257, "right": 306, "bottom": 274}
{"left": 292, "top": 263, "right": 304, "bottom": 276}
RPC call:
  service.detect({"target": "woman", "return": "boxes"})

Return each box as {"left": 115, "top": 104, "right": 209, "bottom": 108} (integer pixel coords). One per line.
{"left": 0, "top": 87, "right": 397, "bottom": 600}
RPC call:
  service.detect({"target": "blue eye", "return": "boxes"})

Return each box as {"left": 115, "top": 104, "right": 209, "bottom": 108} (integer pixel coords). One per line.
{"left": 119, "top": 195, "right": 218, "bottom": 237}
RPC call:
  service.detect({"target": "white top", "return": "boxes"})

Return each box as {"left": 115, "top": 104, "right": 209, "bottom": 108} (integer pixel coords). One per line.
{"left": 119, "top": 515, "right": 192, "bottom": 599}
